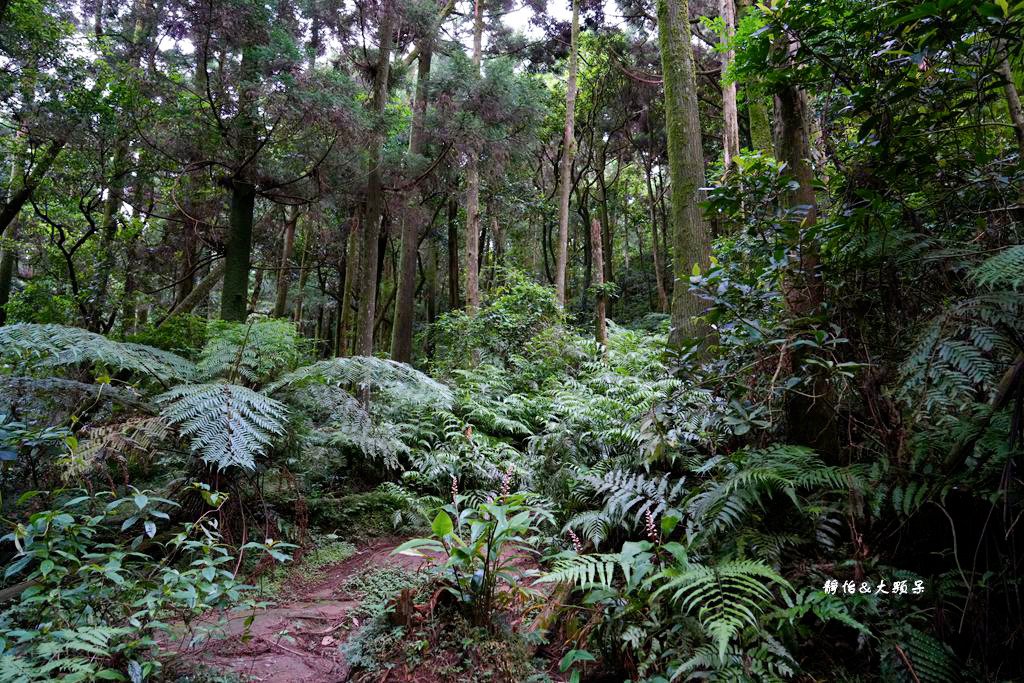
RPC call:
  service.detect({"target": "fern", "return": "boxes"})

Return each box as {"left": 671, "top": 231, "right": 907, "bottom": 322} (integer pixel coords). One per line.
{"left": 268, "top": 356, "right": 453, "bottom": 408}
{"left": 0, "top": 323, "right": 197, "bottom": 383}
{"left": 198, "top": 319, "right": 304, "bottom": 384}
{"left": 971, "top": 244, "right": 1024, "bottom": 290}
{"left": 654, "top": 559, "right": 791, "bottom": 659}
{"left": 538, "top": 551, "right": 627, "bottom": 588}
{"left": 157, "top": 383, "right": 288, "bottom": 469}
{"left": 70, "top": 416, "right": 172, "bottom": 477}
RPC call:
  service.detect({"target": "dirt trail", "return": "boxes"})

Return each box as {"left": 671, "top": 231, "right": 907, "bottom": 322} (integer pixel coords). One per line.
{"left": 174, "top": 536, "right": 436, "bottom": 682}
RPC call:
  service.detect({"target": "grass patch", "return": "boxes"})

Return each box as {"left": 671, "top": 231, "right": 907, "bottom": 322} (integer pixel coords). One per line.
{"left": 254, "top": 536, "right": 357, "bottom": 596}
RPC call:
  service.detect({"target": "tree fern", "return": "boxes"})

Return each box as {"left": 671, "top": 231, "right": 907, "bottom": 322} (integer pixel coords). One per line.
{"left": 198, "top": 319, "right": 304, "bottom": 384}
{"left": 157, "top": 383, "right": 288, "bottom": 469}
{"left": 268, "top": 355, "right": 453, "bottom": 408}
{"left": 0, "top": 323, "right": 197, "bottom": 383}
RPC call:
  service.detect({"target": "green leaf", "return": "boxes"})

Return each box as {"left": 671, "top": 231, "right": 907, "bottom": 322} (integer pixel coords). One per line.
{"left": 5, "top": 555, "right": 31, "bottom": 578}
{"left": 134, "top": 494, "right": 148, "bottom": 510}
{"left": 560, "top": 649, "right": 596, "bottom": 672}
{"left": 432, "top": 510, "right": 454, "bottom": 537}
{"left": 39, "top": 559, "right": 54, "bottom": 577}
{"left": 391, "top": 538, "right": 445, "bottom": 556}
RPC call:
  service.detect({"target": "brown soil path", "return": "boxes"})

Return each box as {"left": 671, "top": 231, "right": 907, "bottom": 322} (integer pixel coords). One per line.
{"left": 172, "top": 536, "right": 438, "bottom": 682}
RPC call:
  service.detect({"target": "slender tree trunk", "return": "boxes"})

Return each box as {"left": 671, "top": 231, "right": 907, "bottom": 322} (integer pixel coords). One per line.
{"left": 0, "top": 224, "right": 17, "bottom": 326}
{"left": 657, "top": 0, "right": 712, "bottom": 348}
{"left": 293, "top": 223, "right": 311, "bottom": 324}
{"left": 176, "top": 224, "right": 197, "bottom": 303}
{"left": 591, "top": 218, "right": 607, "bottom": 346}
{"left": 463, "top": 0, "right": 484, "bottom": 314}
{"left": 425, "top": 225, "right": 437, "bottom": 326}
{"left": 220, "top": 45, "right": 258, "bottom": 322}
{"left": 338, "top": 216, "right": 359, "bottom": 356}
{"left": 392, "top": 36, "right": 433, "bottom": 363}
{"left": 644, "top": 158, "right": 669, "bottom": 312}
{"left": 774, "top": 56, "right": 838, "bottom": 455}
{"left": 272, "top": 206, "right": 298, "bottom": 318}
{"left": 91, "top": 144, "right": 128, "bottom": 329}
{"left": 555, "top": 0, "right": 580, "bottom": 307}
{"left": 355, "top": 5, "right": 394, "bottom": 356}
{"left": 157, "top": 260, "right": 226, "bottom": 325}
{"left": 596, "top": 143, "right": 614, "bottom": 284}
{"left": 720, "top": 0, "right": 740, "bottom": 169}
{"left": 247, "top": 264, "right": 264, "bottom": 314}
{"left": 220, "top": 179, "right": 256, "bottom": 320}
{"left": 738, "top": 0, "right": 772, "bottom": 154}
{"left": 491, "top": 215, "right": 503, "bottom": 278}
{"left": 998, "top": 51, "right": 1024, "bottom": 156}
{"left": 447, "top": 195, "right": 459, "bottom": 309}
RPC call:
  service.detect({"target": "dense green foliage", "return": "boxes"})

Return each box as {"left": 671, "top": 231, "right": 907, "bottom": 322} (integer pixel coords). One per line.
{"left": 2, "top": 0, "right": 1023, "bottom": 681}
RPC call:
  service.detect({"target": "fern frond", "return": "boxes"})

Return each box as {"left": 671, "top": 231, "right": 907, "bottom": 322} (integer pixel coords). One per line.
{"left": 0, "top": 324, "right": 197, "bottom": 383}
{"left": 198, "top": 319, "right": 304, "bottom": 384}
{"left": 268, "top": 356, "right": 453, "bottom": 408}
{"left": 654, "top": 559, "right": 790, "bottom": 659}
{"left": 157, "top": 383, "right": 288, "bottom": 469}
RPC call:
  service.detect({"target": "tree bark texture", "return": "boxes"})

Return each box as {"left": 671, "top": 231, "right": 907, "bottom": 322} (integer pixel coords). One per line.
{"left": 657, "top": 0, "right": 712, "bottom": 349}
{"left": 554, "top": 0, "right": 580, "bottom": 307}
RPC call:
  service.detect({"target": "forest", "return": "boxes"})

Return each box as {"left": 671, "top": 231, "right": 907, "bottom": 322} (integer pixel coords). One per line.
{"left": 1, "top": 0, "right": 1023, "bottom": 680}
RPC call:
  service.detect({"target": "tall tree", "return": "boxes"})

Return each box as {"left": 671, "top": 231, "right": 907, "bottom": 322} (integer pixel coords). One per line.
{"left": 391, "top": 6, "right": 440, "bottom": 362}
{"left": 272, "top": 206, "right": 299, "bottom": 318}
{"left": 219, "top": 39, "right": 260, "bottom": 321}
{"left": 590, "top": 217, "right": 607, "bottom": 345}
{"left": 355, "top": 1, "right": 395, "bottom": 355}
{"left": 554, "top": 0, "right": 580, "bottom": 307}
{"left": 773, "top": 38, "right": 837, "bottom": 454}
{"left": 464, "top": 0, "right": 483, "bottom": 314}
{"left": 720, "top": 0, "right": 740, "bottom": 168}
{"left": 657, "top": 0, "right": 712, "bottom": 348}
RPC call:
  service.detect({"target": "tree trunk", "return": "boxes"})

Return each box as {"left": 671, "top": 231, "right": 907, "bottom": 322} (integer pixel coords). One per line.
{"left": 998, "top": 51, "right": 1024, "bottom": 156}
{"left": 464, "top": 0, "right": 484, "bottom": 314}
{"left": 219, "top": 44, "right": 259, "bottom": 322}
{"left": 293, "top": 223, "right": 311, "bottom": 324}
{"left": 337, "top": 216, "right": 359, "bottom": 356}
{"left": 92, "top": 144, "right": 128, "bottom": 330}
{"left": 554, "top": 0, "right": 580, "bottom": 307}
{"left": 596, "top": 143, "right": 614, "bottom": 284}
{"left": 720, "top": 0, "right": 740, "bottom": 169}
{"left": 220, "top": 179, "right": 256, "bottom": 320}
{"left": 176, "top": 222, "right": 197, "bottom": 304}
{"left": 391, "top": 36, "right": 433, "bottom": 363}
{"left": 657, "top": 0, "right": 712, "bottom": 348}
{"left": 272, "top": 206, "right": 298, "bottom": 318}
{"left": 774, "top": 66, "right": 838, "bottom": 455}
{"left": 157, "top": 259, "right": 226, "bottom": 325}
{"left": 737, "top": 0, "right": 773, "bottom": 155}
{"left": 447, "top": 195, "right": 459, "bottom": 310}
{"left": 644, "top": 158, "right": 670, "bottom": 312}
{"left": 0, "top": 224, "right": 17, "bottom": 326}
{"left": 591, "top": 218, "right": 607, "bottom": 346}
{"left": 426, "top": 230, "right": 437, "bottom": 326}
{"left": 355, "top": 5, "right": 394, "bottom": 356}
